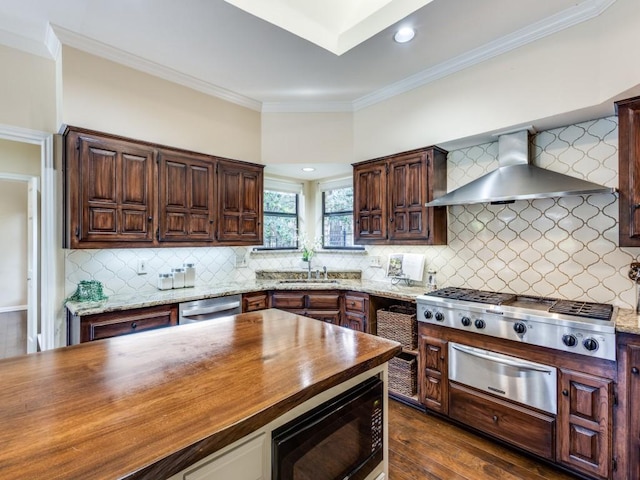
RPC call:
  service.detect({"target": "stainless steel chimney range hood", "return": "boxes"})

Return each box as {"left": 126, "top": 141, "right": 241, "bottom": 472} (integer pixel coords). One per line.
{"left": 425, "top": 130, "right": 615, "bottom": 207}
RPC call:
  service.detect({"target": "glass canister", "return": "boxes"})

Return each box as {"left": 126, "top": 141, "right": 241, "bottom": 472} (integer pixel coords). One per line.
{"left": 172, "top": 268, "right": 186, "bottom": 289}
{"left": 427, "top": 270, "right": 438, "bottom": 292}
{"left": 183, "top": 263, "right": 196, "bottom": 288}
{"left": 158, "top": 273, "right": 173, "bottom": 290}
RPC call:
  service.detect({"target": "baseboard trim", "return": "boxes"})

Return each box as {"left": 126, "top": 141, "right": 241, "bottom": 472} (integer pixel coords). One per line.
{"left": 0, "top": 305, "right": 28, "bottom": 314}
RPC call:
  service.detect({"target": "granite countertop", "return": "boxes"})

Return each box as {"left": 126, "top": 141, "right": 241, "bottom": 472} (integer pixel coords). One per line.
{"left": 66, "top": 278, "right": 429, "bottom": 316}
{"left": 0, "top": 309, "right": 401, "bottom": 479}
{"left": 613, "top": 308, "right": 640, "bottom": 335}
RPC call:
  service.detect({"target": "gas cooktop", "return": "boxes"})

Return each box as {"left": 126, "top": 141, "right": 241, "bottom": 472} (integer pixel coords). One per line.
{"left": 417, "top": 287, "right": 617, "bottom": 360}
{"left": 423, "top": 287, "right": 614, "bottom": 321}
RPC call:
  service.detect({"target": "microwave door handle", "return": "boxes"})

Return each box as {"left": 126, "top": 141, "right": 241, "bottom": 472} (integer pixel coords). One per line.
{"left": 181, "top": 301, "right": 240, "bottom": 318}
{"left": 451, "top": 344, "right": 554, "bottom": 374}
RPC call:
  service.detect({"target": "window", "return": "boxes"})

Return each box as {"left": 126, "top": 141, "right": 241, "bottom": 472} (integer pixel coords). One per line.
{"left": 322, "top": 185, "right": 360, "bottom": 249}
{"left": 263, "top": 189, "right": 298, "bottom": 249}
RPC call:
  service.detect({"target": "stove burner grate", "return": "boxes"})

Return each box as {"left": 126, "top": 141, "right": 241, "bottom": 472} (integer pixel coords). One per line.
{"left": 425, "top": 287, "right": 515, "bottom": 305}
{"left": 549, "top": 300, "right": 613, "bottom": 321}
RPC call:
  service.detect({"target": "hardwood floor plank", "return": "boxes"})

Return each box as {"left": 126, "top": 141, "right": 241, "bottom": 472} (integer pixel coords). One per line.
{"left": 388, "top": 400, "right": 579, "bottom": 480}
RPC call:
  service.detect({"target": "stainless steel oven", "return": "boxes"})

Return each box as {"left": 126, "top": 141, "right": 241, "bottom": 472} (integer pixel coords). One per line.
{"left": 272, "top": 376, "right": 383, "bottom": 480}
{"left": 449, "top": 342, "right": 557, "bottom": 414}
{"left": 178, "top": 295, "right": 241, "bottom": 324}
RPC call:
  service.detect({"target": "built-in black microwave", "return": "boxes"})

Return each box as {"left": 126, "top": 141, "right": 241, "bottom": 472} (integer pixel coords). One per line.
{"left": 272, "top": 376, "right": 383, "bottom": 480}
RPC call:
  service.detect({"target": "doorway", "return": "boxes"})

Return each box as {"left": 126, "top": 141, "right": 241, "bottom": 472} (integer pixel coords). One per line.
{"left": 0, "top": 174, "right": 39, "bottom": 358}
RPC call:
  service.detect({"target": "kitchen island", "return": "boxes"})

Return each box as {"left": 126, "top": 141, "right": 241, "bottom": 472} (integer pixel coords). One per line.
{"left": 0, "top": 309, "right": 401, "bottom": 479}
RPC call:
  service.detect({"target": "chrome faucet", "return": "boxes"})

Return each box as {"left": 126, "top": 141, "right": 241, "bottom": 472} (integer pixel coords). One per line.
{"left": 323, "top": 266, "right": 328, "bottom": 280}
{"left": 307, "top": 259, "right": 312, "bottom": 279}
{"left": 315, "top": 269, "right": 320, "bottom": 279}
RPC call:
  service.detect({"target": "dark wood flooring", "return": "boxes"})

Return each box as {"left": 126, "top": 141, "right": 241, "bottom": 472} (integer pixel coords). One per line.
{"left": 0, "top": 311, "right": 27, "bottom": 359}
{"left": 388, "top": 400, "right": 579, "bottom": 480}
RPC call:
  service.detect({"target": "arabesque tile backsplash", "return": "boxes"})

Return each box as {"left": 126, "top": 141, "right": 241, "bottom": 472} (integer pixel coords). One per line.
{"left": 65, "top": 116, "right": 640, "bottom": 309}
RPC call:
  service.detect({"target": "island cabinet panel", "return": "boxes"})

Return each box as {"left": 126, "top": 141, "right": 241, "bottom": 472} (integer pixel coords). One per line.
{"left": 418, "top": 333, "right": 448, "bottom": 414}
{"left": 353, "top": 146, "right": 447, "bottom": 245}
{"left": 626, "top": 343, "right": 640, "bottom": 480}
{"left": 158, "top": 151, "right": 215, "bottom": 243}
{"left": 449, "top": 382, "right": 556, "bottom": 460}
{"left": 78, "top": 304, "right": 178, "bottom": 343}
{"left": 242, "top": 292, "right": 269, "bottom": 312}
{"left": 65, "top": 129, "right": 156, "bottom": 248}
{"left": 616, "top": 96, "right": 640, "bottom": 246}
{"left": 557, "top": 369, "right": 613, "bottom": 480}
{"left": 217, "top": 159, "right": 264, "bottom": 245}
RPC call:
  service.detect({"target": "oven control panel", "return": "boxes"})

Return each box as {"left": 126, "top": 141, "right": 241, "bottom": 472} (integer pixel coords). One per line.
{"left": 416, "top": 301, "right": 616, "bottom": 361}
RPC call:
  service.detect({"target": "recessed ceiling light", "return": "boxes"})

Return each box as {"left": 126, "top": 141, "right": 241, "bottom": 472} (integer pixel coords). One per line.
{"left": 394, "top": 27, "right": 415, "bottom": 43}
{"left": 302, "top": 167, "right": 315, "bottom": 172}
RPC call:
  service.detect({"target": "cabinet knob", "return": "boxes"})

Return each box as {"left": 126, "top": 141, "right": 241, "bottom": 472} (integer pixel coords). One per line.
{"left": 633, "top": 204, "right": 640, "bottom": 210}
{"left": 148, "top": 216, "right": 152, "bottom": 222}
{"left": 131, "top": 322, "right": 137, "bottom": 329}
{"left": 562, "top": 389, "right": 569, "bottom": 396}
{"left": 632, "top": 367, "right": 639, "bottom": 375}
{"left": 492, "top": 415, "right": 498, "bottom": 423}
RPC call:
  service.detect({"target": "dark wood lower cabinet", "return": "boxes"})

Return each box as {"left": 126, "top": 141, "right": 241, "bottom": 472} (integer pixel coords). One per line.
{"left": 418, "top": 334, "right": 447, "bottom": 414}
{"left": 242, "top": 292, "right": 269, "bottom": 312}
{"left": 449, "top": 382, "right": 556, "bottom": 460}
{"left": 79, "top": 304, "right": 178, "bottom": 342}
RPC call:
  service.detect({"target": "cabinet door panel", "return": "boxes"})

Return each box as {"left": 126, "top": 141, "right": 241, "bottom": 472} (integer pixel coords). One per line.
{"left": 159, "top": 152, "right": 214, "bottom": 243}
{"left": 75, "top": 134, "right": 155, "bottom": 245}
{"left": 418, "top": 334, "right": 448, "bottom": 414}
{"left": 353, "top": 163, "right": 387, "bottom": 243}
{"left": 217, "top": 160, "right": 263, "bottom": 244}
{"left": 558, "top": 369, "right": 612, "bottom": 479}
{"left": 389, "top": 152, "right": 428, "bottom": 241}
{"left": 617, "top": 98, "right": 640, "bottom": 245}
{"left": 628, "top": 344, "right": 640, "bottom": 479}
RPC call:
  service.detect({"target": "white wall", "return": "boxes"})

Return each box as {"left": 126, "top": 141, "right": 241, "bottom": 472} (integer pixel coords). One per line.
{"left": 61, "top": 47, "right": 262, "bottom": 163}
{"left": 0, "top": 181, "right": 27, "bottom": 309}
{"left": 353, "top": 0, "right": 640, "bottom": 160}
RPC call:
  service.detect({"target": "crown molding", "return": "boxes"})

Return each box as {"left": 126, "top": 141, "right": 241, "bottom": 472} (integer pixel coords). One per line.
{"left": 261, "top": 101, "right": 354, "bottom": 113}
{"left": 51, "top": 25, "right": 262, "bottom": 112}
{"left": 352, "top": 0, "right": 616, "bottom": 111}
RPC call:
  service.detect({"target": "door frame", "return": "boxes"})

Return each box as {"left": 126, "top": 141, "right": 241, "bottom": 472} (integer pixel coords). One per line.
{"left": 0, "top": 124, "right": 55, "bottom": 351}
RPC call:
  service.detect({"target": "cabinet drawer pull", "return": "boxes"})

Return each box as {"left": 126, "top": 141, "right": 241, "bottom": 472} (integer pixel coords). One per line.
{"left": 562, "top": 389, "right": 569, "bottom": 396}
{"left": 632, "top": 367, "right": 639, "bottom": 375}
{"left": 492, "top": 415, "right": 498, "bottom": 423}
{"left": 131, "top": 322, "right": 138, "bottom": 329}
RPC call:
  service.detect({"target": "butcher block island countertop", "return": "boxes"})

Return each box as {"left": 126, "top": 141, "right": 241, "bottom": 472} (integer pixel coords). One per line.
{"left": 0, "top": 309, "right": 401, "bottom": 480}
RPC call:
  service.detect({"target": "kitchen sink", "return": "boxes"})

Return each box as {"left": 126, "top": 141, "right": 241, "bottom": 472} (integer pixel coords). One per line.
{"left": 277, "top": 279, "right": 339, "bottom": 284}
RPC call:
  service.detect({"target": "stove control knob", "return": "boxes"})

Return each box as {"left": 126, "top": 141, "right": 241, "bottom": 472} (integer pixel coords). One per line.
{"left": 562, "top": 334, "right": 577, "bottom": 347}
{"left": 435, "top": 312, "right": 445, "bottom": 322}
{"left": 583, "top": 338, "right": 599, "bottom": 352}
{"left": 474, "top": 319, "right": 486, "bottom": 329}
{"left": 461, "top": 316, "right": 471, "bottom": 327}
{"left": 423, "top": 310, "right": 433, "bottom": 320}
{"left": 513, "top": 322, "right": 527, "bottom": 335}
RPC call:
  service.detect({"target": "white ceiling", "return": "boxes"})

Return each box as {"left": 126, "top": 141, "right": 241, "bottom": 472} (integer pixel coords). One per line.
{"left": 0, "top": 0, "right": 607, "bottom": 112}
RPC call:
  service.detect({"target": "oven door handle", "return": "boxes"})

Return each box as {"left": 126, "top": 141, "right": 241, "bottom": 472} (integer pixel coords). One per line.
{"left": 451, "top": 344, "right": 555, "bottom": 374}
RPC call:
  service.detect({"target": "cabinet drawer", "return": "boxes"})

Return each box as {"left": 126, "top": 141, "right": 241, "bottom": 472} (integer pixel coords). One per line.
{"left": 271, "top": 292, "right": 305, "bottom": 309}
{"left": 305, "top": 310, "right": 341, "bottom": 325}
{"left": 84, "top": 305, "right": 178, "bottom": 342}
{"left": 242, "top": 292, "right": 268, "bottom": 312}
{"left": 344, "top": 294, "right": 366, "bottom": 313}
{"left": 449, "top": 382, "right": 555, "bottom": 460}
{"left": 306, "top": 293, "right": 340, "bottom": 309}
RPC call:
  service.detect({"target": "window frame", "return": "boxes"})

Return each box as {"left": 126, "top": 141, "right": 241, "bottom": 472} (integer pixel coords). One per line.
{"left": 321, "top": 185, "right": 362, "bottom": 250}
{"left": 261, "top": 189, "right": 300, "bottom": 250}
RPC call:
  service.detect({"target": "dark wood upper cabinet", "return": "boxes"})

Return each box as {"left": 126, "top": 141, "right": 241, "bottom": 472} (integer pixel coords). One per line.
{"left": 65, "top": 129, "right": 156, "bottom": 248}
{"left": 616, "top": 96, "right": 640, "bottom": 246}
{"left": 353, "top": 146, "right": 447, "bottom": 245}
{"left": 158, "top": 151, "right": 215, "bottom": 243}
{"left": 216, "top": 159, "right": 263, "bottom": 244}
{"left": 353, "top": 161, "right": 387, "bottom": 242}
{"left": 63, "top": 126, "right": 264, "bottom": 248}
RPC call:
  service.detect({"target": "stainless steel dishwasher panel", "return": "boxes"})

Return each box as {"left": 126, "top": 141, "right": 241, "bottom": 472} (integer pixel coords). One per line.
{"left": 178, "top": 295, "right": 242, "bottom": 324}
{"left": 448, "top": 342, "right": 557, "bottom": 414}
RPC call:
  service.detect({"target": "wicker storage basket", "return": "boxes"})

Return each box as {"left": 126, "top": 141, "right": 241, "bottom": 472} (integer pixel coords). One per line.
{"left": 388, "top": 352, "right": 417, "bottom": 397}
{"left": 377, "top": 305, "right": 417, "bottom": 349}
